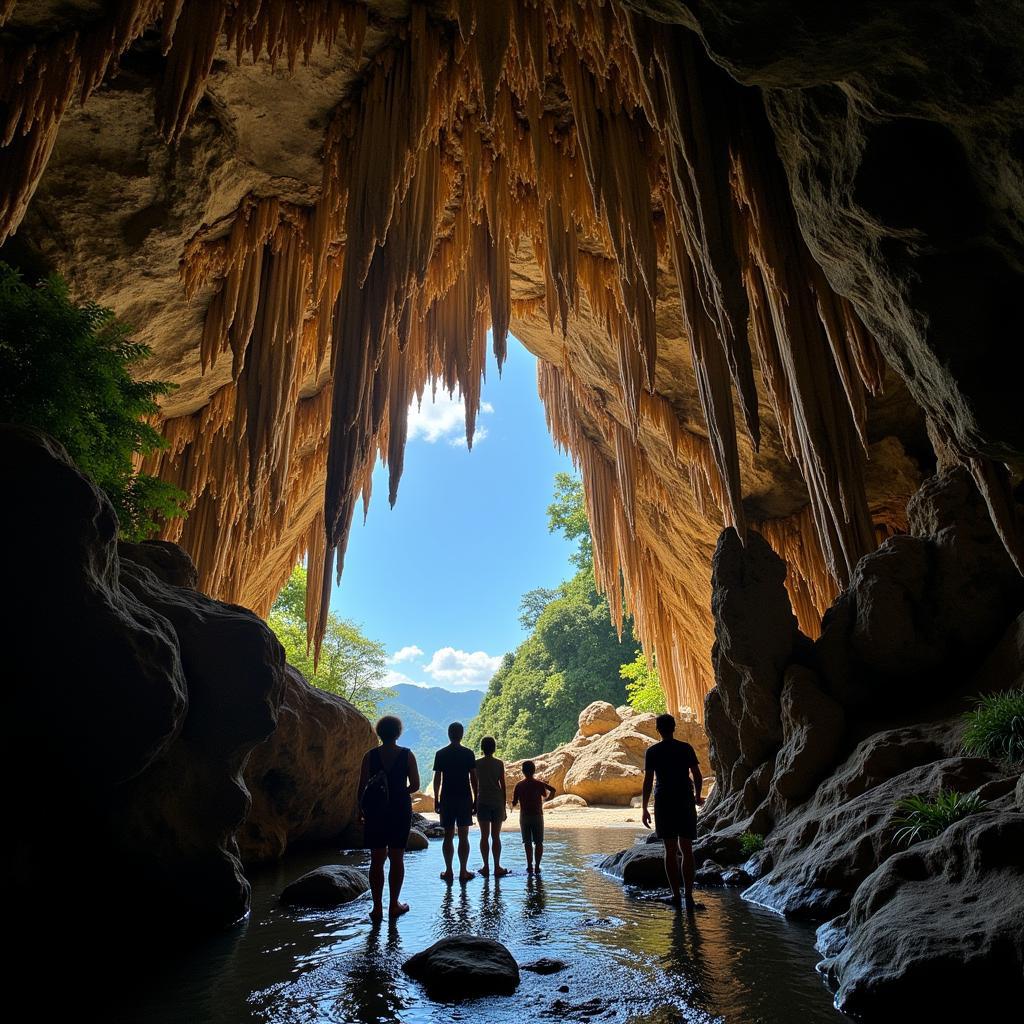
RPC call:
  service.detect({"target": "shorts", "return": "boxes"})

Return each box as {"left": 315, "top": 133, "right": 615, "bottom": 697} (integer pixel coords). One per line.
{"left": 439, "top": 798, "right": 474, "bottom": 830}
{"left": 363, "top": 808, "right": 412, "bottom": 850}
{"left": 476, "top": 802, "right": 507, "bottom": 824}
{"left": 654, "top": 798, "right": 697, "bottom": 841}
{"left": 519, "top": 813, "right": 544, "bottom": 845}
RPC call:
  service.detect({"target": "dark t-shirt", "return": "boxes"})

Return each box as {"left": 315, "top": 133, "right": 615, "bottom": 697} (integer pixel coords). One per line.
{"left": 512, "top": 778, "right": 554, "bottom": 815}
{"left": 432, "top": 744, "right": 476, "bottom": 804}
{"left": 645, "top": 739, "right": 699, "bottom": 802}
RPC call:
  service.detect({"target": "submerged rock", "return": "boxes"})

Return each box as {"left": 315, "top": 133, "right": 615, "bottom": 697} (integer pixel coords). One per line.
{"left": 280, "top": 865, "right": 369, "bottom": 908}
{"left": 600, "top": 844, "right": 667, "bottom": 888}
{"left": 403, "top": 935, "right": 520, "bottom": 996}
{"left": 521, "top": 957, "right": 568, "bottom": 975}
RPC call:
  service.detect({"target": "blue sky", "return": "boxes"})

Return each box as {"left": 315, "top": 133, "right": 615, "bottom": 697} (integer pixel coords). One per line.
{"left": 330, "top": 335, "right": 578, "bottom": 692}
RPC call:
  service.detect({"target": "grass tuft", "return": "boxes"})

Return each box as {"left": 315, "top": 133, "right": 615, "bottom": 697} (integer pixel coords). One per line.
{"left": 892, "top": 789, "right": 987, "bottom": 847}
{"left": 739, "top": 830, "right": 765, "bottom": 857}
{"left": 961, "top": 688, "right": 1024, "bottom": 768}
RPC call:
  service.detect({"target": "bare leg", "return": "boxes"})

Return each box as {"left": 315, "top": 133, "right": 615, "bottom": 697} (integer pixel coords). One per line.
{"left": 479, "top": 820, "right": 491, "bottom": 874}
{"left": 493, "top": 822, "right": 508, "bottom": 876}
{"left": 664, "top": 838, "right": 683, "bottom": 906}
{"left": 440, "top": 828, "right": 455, "bottom": 882}
{"left": 681, "top": 839, "right": 701, "bottom": 909}
{"left": 457, "top": 825, "right": 475, "bottom": 881}
{"left": 369, "top": 848, "right": 387, "bottom": 921}
{"left": 535, "top": 842, "right": 544, "bottom": 872}
{"left": 525, "top": 841, "right": 534, "bottom": 873}
{"left": 387, "top": 847, "right": 409, "bottom": 917}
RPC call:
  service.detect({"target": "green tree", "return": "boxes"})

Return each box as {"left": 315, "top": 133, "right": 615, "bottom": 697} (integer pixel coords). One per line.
{"left": 620, "top": 649, "right": 666, "bottom": 713}
{"left": 269, "top": 565, "right": 385, "bottom": 717}
{"left": 518, "top": 586, "right": 559, "bottom": 630}
{"left": 0, "top": 263, "right": 187, "bottom": 540}
{"left": 547, "top": 471, "right": 593, "bottom": 570}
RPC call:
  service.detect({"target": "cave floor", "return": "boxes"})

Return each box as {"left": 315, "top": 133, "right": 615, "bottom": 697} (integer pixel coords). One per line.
{"left": 113, "top": 826, "right": 850, "bottom": 1023}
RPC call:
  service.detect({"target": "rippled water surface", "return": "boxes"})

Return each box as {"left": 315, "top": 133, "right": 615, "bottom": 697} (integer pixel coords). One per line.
{"left": 115, "top": 827, "right": 850, "bottom": 1023}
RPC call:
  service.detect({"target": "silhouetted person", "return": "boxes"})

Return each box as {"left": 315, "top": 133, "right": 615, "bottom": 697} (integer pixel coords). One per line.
{"left": 358, "top": 715, "right": 419, "bottom": 922}
{"left": 475, "top": 736, "right": 510, "bottom": 877}
{"left": 432, "top": 722, "right": 478, "bottom": 883}
{"left": 511, "top": 761, "right": 555, "bottom": 873}
{"left": 641, "top": 713, "right": 704, "bottom": 911}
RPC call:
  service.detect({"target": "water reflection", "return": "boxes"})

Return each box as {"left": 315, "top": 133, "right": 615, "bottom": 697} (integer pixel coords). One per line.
{"left": 109, "top": 828, "right": 849, "bottom": 1024}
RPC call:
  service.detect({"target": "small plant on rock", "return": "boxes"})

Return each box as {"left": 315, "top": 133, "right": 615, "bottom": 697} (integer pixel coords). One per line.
{"left": 892, "top": 789, "right": 988, "bottom": 847}
{"left": 961, "top": 687, "right": 1024, "bottom": 768}
{"left": 739, "top": 830, "right": 765, "bottom": 857}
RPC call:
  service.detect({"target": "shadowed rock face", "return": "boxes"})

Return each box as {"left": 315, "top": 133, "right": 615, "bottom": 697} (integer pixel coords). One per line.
{"left": 1, "top": 425, "right": 284, "bottom": 933}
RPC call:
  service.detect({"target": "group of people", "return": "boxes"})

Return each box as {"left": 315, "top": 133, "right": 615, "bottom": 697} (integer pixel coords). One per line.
{"left": 356, "top": 714, "right": 703, "bottom": 923}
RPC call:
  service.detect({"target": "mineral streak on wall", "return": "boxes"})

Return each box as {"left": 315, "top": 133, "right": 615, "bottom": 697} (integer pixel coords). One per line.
{"left": 4, "top": 0, "right": 981, "bottom": 714}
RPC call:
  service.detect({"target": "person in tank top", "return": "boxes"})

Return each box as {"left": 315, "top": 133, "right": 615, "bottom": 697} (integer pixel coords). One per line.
{"left": 475, "top": 736, "right": 510, "bottom": 877}
{"left": 357, "top": 715, "right": 420, "bottom": 922}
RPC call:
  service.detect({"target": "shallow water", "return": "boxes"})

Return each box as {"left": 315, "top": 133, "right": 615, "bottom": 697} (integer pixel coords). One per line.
{"left": 114, "top": 827, "right": 850, "bottom": 1023}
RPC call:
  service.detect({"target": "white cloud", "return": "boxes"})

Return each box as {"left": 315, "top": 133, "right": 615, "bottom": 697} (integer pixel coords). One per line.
{"left": 379, "top": 669, "right": 420, "bottom": 689}
{"left": 422, "top": 647, "right": 503, "bottom": 690}
{"left": 407, "top": 393, "right": 494, "bottom": 446}
{"left": 387, "top": 645, "right": 424, "bottom": 664}
{"left": 448, "top": 425, "right": 488, "bottom": 448}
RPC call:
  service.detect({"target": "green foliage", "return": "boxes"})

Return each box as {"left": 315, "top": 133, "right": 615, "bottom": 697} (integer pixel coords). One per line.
{"left": 547, "top": 471, "right": 593, "bottom": 571}
{"left": 621, "top": 649, "right": 666, "bottom": 713}
{"left": 961, "top": 687, "right": 1024, "bottom": 767}
{"left": 892, "top": 789, "right": 988, "bottom": 847}
{"left": 739, "top": 831, "right": 765, "bottom": 857}
{"left": 269, "top": 565, "right": 385, "bottom": 718}
{"left": 518, "top": 586, "right": 559, "bottom": 630}
{"left": 0, "top": 263, "right": 187, "bottom": 540}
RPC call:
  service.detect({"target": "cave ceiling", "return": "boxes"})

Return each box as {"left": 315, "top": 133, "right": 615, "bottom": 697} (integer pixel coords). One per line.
{"left": 2, "top": 0, "right": 1020, "bottom": 712}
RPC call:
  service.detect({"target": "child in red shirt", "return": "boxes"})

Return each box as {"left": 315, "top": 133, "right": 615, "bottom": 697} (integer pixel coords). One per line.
{"left": 511, "top": 761, "right": 556, "bottom": 873}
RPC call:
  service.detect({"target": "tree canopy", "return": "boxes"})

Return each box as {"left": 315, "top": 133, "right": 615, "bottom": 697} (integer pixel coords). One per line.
{"left": 0, "top": 263, "right": 187, "bottom": 540}
{"left": 269, "top": 565, "right": 385, "bottom": 717}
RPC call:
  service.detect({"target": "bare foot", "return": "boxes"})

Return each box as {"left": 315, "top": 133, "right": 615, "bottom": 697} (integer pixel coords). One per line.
{"left": 389, "top": 902, "right": 410, "bottom": 919}
{"left": 685, "top": 895, "right": 705, "bottom": 912}
{"left": 526, "top": 866, "right": 534, "bottom": 875}
{"left": 535, "top": 866, "right": 542, "bottom": 874}
{"left": 440, "top": 871, "right": 454, "bottom": 883}
{"left": 369, "top": 906, "right": 384, "bottom": 924}
{"left": 478, "top": 865, "right": 490, "bottom": 876}
{"left": 495, "top": 866, "right": 510, "bottom": 877}
{"left": 459, "top": 870, "right": 476, "bottom": 883}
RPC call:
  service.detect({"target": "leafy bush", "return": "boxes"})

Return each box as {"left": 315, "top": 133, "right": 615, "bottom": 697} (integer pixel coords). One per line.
{"left": 961, "top": 687, "right": 1024, "bottom": 767}
{"left": 620, "top": 649, "right": 666, "bottom": 714}
{"left": 740, "top": 831, "right": 765, "bottom": 857}
{"left": 892, "top": 789, "right": 988, "bottom": 847}
{"left": 0, "top": 262, "right": 187, "bottom": 540}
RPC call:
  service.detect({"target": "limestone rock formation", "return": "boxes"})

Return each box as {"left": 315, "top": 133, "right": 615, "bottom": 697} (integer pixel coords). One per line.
{"left": 578, "top": 701, "right": 622, "bottom": 737}
{"left": 280, "top": 865, "right": 369, "bottom": 909}
{"left": 1, "top": 426, "right": 285, "bottom": 933}
{"left": 238, "top": 665, "right": 374, "bottom": 863}
{"left": 402, "top": 935, "right": 521, "bottom": 997}
{"left": 547, "top": 795, "right": 588, "bottom": 809}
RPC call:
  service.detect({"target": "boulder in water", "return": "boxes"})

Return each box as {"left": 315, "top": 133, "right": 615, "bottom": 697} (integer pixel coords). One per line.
{"left": 403, "top": 934, "right": 520, "bottom": 996}
{"left": 599, "top": 845, "right": 667, "bottom": 888}
{"left": 520, "top": 957, "right": 568, "bottom": 975}
{"left": 280, "top": 865, "right": 369, "bottom": 907}
{"left": 406, "top": 829, "right": 428, "bottom": 851}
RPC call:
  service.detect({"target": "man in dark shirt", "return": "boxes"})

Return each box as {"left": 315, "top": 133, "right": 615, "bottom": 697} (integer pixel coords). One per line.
{"left": 432, "top": 722, "right": 479, "bottom": 883}
{"left": 641, "top": 713, "right": 704, "bottom": 910}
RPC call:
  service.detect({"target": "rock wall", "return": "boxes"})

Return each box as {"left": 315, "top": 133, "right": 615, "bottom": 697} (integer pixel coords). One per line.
{"left": 1, "top": 426, "right": 370, "bottom": 941}
{"left": 693, "top": 468, "right": 1024, "bottom": 1012}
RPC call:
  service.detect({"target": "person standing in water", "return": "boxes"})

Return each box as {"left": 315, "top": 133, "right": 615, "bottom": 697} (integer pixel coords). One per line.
{"left": 357, "top": 715, "right": 419, "bottom": 922}
{"left": 475, "top": 736, "right": 510, "bottom": 877}
{"left": 641, "top": 713, "right": 704, "bottom": 911}
{"left": 432, "top": 722, "right": 479, "bottom": 884}
{"left": 511, "top": 761, "right": 556, "bottom": 874}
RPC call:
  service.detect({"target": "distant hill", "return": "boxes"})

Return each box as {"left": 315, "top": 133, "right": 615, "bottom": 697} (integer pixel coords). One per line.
{"left": 376, "top": 684, "right": 485, "bottom": 772}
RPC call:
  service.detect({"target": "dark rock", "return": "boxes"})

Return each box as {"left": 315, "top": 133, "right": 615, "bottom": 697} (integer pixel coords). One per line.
{"left": 412, "top": 813, "right": 446, "bottom": 838}
{"left": 816, "top": 811, "right": 1024, "bottom": 1014}
{"left": 557, "top": 984, "right": 570, "bottom": 993}
{"left": 721, "top": 867, "right": 752, "bottom": 888}
{"left": 694, "top": 860, "right": 724, "bottom": 885}
{"left": 599, "top": 844, "right": 667, "bottom": 888}
{"left": 744, "top": 726, "right": 1000, "bottom": 920}
{"left": 521, "top": 958, "right": 568, "bottom": 975}
{"left": 403, "top": 935, "right": 520, "bottom": 996}
{"left": 117, "top": 539, "right": 199, "bottom": 589}
{"left": 238, "top": 665, "right": 374, "bottom": 862}
{"left": 769, "top": 666, "right": 845, "bottom": 811}
{"left": 280, "top": 865, "right": 369, "bottom": 908}
{"left": 1, "top": 427, "right": 285, "bottom": 935}
{"left": 406, "top": 829, "right": 428, "bottom": 851}
{"left": 816, "top": 468, "right": 1024, "bottom": 708}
